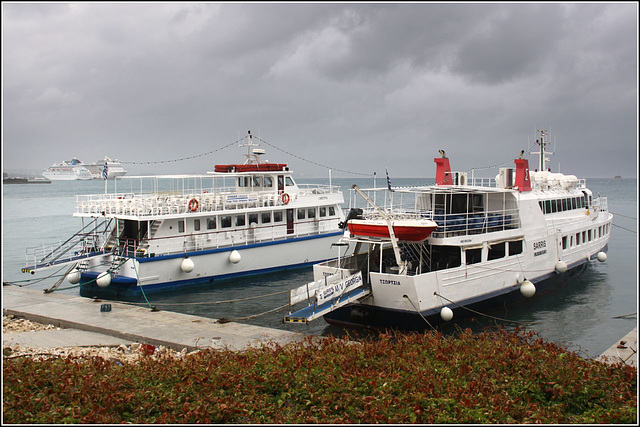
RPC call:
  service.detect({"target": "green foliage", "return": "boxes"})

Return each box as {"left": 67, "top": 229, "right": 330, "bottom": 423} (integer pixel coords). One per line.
{"left": 3, "top": 328, "right": 637, "bottom": 424}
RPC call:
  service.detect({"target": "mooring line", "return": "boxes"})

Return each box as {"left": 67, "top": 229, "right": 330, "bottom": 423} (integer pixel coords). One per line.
{"left": 433, "top": 292, "right": 533, "bottom": 326}
{"left": 402, "top": 294, "right": 436, "bottom": 330}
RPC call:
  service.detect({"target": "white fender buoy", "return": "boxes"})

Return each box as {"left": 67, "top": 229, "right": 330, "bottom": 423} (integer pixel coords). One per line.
{"left": 597, "top": 251, "right": 607, "bottom": 262}
{"left": 440, "top": 306, "right": 453, "bottom": 322}
{"left": 67, "top": 269, "right": 81, "bottom": 284}
{"left": 181, "top": 257, "right": 194, "bottom": 273}
{"left": 229, "top": 249, "right": 241, "bottom": 264}
{"left": 520, "top": 279, "right": 536, "bottom": 298}
{"left": 555, "top": 260, "right": 568, "bottom": 273}
{"left": 96, "top": 271, "right": 111, "bottom": 288}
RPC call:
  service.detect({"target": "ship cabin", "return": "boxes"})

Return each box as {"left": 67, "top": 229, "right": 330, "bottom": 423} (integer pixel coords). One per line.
{"left": 319, "top": 153, "right": 608, "bottom": 284}
{"left": 72, "top": 162, "right": 344, "bottom": 259}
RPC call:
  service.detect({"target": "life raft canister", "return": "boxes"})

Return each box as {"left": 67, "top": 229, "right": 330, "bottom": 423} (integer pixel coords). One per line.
{"left": 188, "top": 198, "right": 199, "bottom": 212}
{"left": 281, "top": 193, "right": 290, "bottom": 205}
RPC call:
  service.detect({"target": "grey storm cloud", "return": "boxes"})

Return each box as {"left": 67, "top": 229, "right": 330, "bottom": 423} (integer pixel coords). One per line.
{"left": 2, "top": 2, "right": 637, "bottom": 179}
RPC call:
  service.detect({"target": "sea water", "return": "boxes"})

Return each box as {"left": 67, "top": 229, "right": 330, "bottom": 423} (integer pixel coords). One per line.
{"left": 2, "top": 177, "right": 637, "bottom": 358}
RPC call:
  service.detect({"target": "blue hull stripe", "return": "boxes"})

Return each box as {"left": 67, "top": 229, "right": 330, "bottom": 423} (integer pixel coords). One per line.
{"left": 136, "top": 231, "right": 343, "bottom": 263}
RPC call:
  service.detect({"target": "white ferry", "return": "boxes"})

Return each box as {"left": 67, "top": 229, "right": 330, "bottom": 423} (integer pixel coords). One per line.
{"left": 42, "top": 158, "right": 93, "bottom": 180}
{"left": 23, "top": 132, "right": 348, "bottom": 297}
{"left": 285, "top": 130, "right": 612, "bottom": 329}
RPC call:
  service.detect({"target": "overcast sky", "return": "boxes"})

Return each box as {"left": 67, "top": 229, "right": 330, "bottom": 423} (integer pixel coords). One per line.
{"left": 2, "top": 2, "right": 638, "bottom": 179}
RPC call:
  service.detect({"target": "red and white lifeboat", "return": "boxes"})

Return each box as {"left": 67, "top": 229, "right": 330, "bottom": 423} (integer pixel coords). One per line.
{"left": 347, "top": 218, "right": 438, "bottom": 242}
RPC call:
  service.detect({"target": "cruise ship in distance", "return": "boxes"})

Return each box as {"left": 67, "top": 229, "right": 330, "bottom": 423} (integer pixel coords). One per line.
{"left": 42, "top": 157, "right": 127, "bottom": 180}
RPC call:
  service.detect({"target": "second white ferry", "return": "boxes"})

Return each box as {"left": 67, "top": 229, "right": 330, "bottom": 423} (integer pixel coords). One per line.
{"left": 24, "top": 131, "right": 349, "bottom": 297}
{"left": 284, "top": 130, "right": 612, "bottom": 329}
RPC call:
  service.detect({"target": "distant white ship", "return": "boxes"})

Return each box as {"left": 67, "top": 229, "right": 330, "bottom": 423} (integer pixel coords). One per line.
{"left": 42, "top": 157, "right": 127, "bottom": 180}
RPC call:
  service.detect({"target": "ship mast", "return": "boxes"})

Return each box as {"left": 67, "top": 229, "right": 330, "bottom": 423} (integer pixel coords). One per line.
{"left": 240, "top": 130, "right": 261, "bottom": 165}
{"left": 531, "top": 129, "right": 554, "bottom": 172}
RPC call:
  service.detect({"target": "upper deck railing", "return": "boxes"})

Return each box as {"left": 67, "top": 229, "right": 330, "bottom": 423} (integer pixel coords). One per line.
{"left": 75, "top": 184, "right": 339, "bottom": 217}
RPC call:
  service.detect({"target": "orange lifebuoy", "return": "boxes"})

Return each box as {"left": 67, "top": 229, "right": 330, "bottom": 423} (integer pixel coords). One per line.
{"left": 188, "top": 198, "right": 199, "bottom": 212}
{"left": 282, "top": 193, "right": 290, "bottom": 205}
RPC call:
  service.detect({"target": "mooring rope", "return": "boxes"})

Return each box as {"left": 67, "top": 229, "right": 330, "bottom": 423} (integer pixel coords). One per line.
{"left": 217, "top": 303, "right": 291, "bottom": 323}
{"left": 611, "top": 223, "right": 636, "bottom": 234}
{"left": 402, "top": 294, "right": 436, "bottom": 330}
{"left": 433, "top": 291, "right": 533, "bottom": 326}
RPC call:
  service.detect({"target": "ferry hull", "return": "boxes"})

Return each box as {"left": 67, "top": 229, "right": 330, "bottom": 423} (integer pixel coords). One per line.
{"left": 322, "top": 256, "right": 596, "bottom": 331}
{"left": 79, "top": 232, "right": 347, "bottom": 298}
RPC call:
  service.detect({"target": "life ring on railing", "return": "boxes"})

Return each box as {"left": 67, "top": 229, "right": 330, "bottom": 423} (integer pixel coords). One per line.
{"left": 281, "top": 193, "right": 290, "bottom": 205}
{"left": 188, "top": 198, "right": 199, "bottom": 212}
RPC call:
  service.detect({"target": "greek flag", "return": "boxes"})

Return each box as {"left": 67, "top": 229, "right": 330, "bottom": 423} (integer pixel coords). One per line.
{"left": 102, "top": 162, "right": 108, "bottom": 180}
{"left": 386, "top": 168, "right": 394, "bottom": 192}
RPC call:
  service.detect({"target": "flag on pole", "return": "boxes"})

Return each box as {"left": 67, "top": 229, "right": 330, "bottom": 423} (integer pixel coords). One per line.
{"left": 385, "top": 168, "right": 394, "bottom": 192}
{"left": 102, "top": 162, "right": 108, "bottom": 180}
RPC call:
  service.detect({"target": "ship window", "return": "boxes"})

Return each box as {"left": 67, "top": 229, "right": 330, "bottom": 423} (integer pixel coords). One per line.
{"left": 570, "top": 235, "right": 574, "bottom": 248}
{"left": 576, "top": 233, "right": 581, "bottom": 245}
{"left": 598, "top": 226, "right": 602, "bottom": 238}
{"left": 319, "top": 207, "right": 327, "bottom": 217}
{"left": 261, "top": 212, "right": 271, "bottom": 224}
{"left": 277, "top": 175, "right": 284, "bottom": 190}
{"left": 207, "top": 217, "right": 216, "bottom": 230}
{"left": 248, "top": 213, "right": 259, "bottom": 225}
{"left": 235, "top": 215, "right": 246, "bottom": 227}
{"left": 297, "top": 209, "right": 305, "bottom": 220}
{"left": 551, "top": 200, "right": 557, "bottom": 213}
{"left": 451, "top": 194, "right": 468, "bottom": 214}
{"left": 238, "top": 177, "right": 251, "bottom": 188}
{"left": 264, "top": 176, "right": 273, "bottom": 187}
{"left": 178, "top": 220, "right": 185, "bottom": 233}
{"left": 488, "top": 242, "right": 506, "bottom": 261}
{"left": 431, "top": 245, "right": 461, "bottom": 271}
{"left": 538, "top": 201, "right": 544, "bottom": 213}
{"left": 307, "top": 208, "right": 316, "bottom": 219}
{"left": 544, "top": 200, "right": 551, "bottom": 214}
{"left": 561, "top": 236, "right": 567, "bottom": 250}
{"left": 329, "top": 206, "right": 336, "bottom": 216}
{"left": 588, "top": 229, "right": 592, "bottom": 241}
{"left": 285, "top": 177, "right": 295, "bottom": 186}
{"left": 471, "top": 194, "right": 484, "bottom": 212}
{"left": 220, "top": 216, "right": 232, "bottom": 228}
{"left": 194, "top": 219, "right": 200, "bottom": 232}
{"left": 252, "top": 176, "right": 262, "bottom": 187}
{"left": 465, "top": 248, "right": 482, "bottom": 265}
{"left": 572, "top": 198, "right": 577, "bottom": 210}
{"left": 582, "top": 231, "right": 586, "bottom": 243}
{"left": 562, "top": 199, "right": 568, "bottom": 211}
{"left": 274, "top": 211, "right": 283, "bottom": 222}
{"left": 509, "top": 240, "right": 523, "bottom": 256}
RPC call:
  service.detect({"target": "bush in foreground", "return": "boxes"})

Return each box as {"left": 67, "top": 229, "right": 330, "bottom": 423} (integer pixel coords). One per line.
{"left": 3, "top": 328, "right": 637, "bottom": 423}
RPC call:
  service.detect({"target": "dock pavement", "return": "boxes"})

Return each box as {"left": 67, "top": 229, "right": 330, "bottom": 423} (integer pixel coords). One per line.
{"left": 598, "top": 327, "right": 637, "bottom": 368}
{"left": 3, "top": 286, "right": 309, "bottom": 352}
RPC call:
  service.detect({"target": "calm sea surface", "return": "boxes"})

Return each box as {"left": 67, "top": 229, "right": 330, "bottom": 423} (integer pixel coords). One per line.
{"left": 2, "top": 177, "right": 637, "bottom": 358}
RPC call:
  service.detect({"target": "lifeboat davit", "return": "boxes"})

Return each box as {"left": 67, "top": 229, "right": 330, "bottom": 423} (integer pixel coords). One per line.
{"left": 347, "top": 218, "right": 438, "bottom": 242}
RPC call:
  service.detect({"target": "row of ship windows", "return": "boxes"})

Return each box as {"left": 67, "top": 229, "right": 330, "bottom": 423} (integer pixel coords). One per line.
{"left": 426, "top": 240, "right": 524, "bottom": 271}
{"left": 237, "top": 176, "right": 295, "bottom": 188}
{"left": 176, "top": 206, "right": 337, "bottom": 233}
{"left": 538, "top": 195, "right": 591, "bottom": 214}
{"left": 561, "top": 223, "right": 610, "bottom": 250}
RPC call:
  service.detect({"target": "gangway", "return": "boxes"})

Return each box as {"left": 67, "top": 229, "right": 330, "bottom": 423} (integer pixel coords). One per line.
{"left": 22, "top": 218, "right": 113, "bottom": 274}
{"left": 284, "top": 270, "right": 370, "bottom": 323}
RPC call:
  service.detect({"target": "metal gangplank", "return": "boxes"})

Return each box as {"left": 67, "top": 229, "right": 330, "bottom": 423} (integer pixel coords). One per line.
{"left": 283, "top": 270, "right": 370, "bottom": 324}
{"left": 22, "top": 218, "right": 113, "bottom": 274}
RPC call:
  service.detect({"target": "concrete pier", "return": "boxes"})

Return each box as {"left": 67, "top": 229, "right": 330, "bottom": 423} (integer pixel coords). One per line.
{"left": 3, "top": 286, "right": 308, "bottom": 352}
{"left": 598, "top": 327, "right": 637, "bottom": 367}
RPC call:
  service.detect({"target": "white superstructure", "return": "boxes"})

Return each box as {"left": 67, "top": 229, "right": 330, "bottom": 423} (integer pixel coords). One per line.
{"left": 24, "top": 131, "right": 347, "bottom": 297}
{"left": 285, "top": 130, "right": 612, "bottom": 329}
